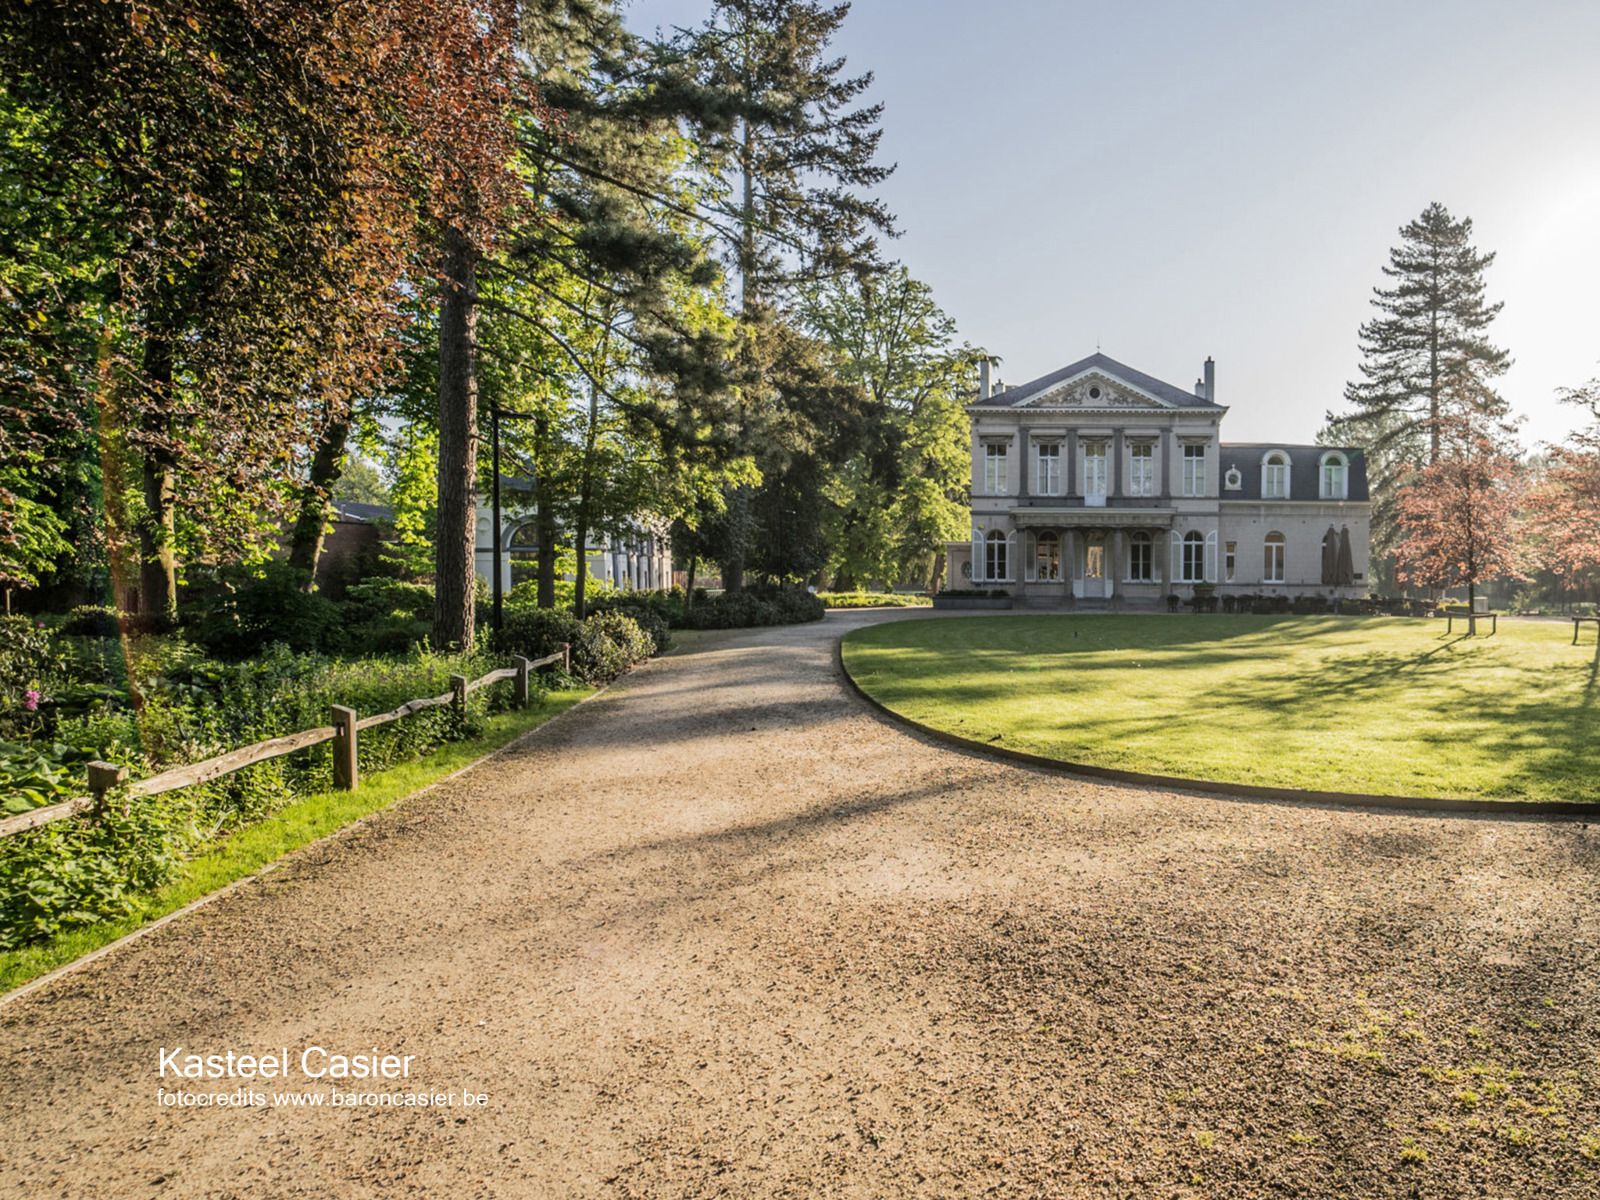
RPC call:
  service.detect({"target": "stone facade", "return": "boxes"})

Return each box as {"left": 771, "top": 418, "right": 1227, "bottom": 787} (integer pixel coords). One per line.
{"left": 944, "top": 353, "right": 1370, "bottom": 608}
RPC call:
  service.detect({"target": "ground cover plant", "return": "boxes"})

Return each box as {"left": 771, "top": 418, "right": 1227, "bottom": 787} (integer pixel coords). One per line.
{"left": 842, "top": 615, "right": 1600, "bottom": 803}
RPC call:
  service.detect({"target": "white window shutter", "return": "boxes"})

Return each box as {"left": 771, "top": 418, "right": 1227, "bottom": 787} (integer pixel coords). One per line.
{"left": 1170, "top": 532, "right": 1181, "bottom": 584}
{"left": 1205, "top": 531, "right": 1218, "bottom": 583}
{"left": 1023, "top": 532, "right": 1036, "bottom": 582}
{"left": 972, "top": 530, "right": 984, "bottom": 582}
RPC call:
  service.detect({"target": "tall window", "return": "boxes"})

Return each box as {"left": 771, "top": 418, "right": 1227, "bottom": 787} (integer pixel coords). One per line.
{"left": 1036, "top": 531, "right": 1061, "bottom": 581}
{"left": 1129, "top": 532, "right": 1152, "bottom": 581}
{"left": 1128, "top": 443, "right": 1155, "bottom": 496}
{"left": 1182, "top": 444, "right": 1206, "bottom": 497}
{"left": 1181, "top": 531, "right": 1205, "bottom": 582}
{"left": 1082, "top": 440, "right": 1108, "bottom": 500}
{"left": 985, "top": 530, "right": 1009, "bottom": 580}
{"left": 1036, "top": 443, "right": 1061, "bottom": 495}
{"left": 1225, "top": 540, "right": 1237, "bottom": 582}
{"left": 983, "top": 442, "right": 1007, "bottom": 494}
{"left": 1262, "top": 451, "right": 1290, "bottom": 499}
{"left": 1263, "top": 531, "right": 1286, "bottom": 583}
{"left": 1320, "top": 452, "right": 1348, "bottom": 499}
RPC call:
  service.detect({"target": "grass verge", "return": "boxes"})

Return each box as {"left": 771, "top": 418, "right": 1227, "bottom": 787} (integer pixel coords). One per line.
{"left": 0, "top": 688, "right": 590, "bottom": 995}
{"left": 842, "top": 615, "right": 1600, "bottom": 804}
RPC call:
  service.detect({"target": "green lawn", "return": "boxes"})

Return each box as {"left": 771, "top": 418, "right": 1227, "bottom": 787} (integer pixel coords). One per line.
{"left": 842, "top": 616, "right": 1600, "bottom": 803}
{"left": 0, "top": 688, "right": 590, "bottom": 994}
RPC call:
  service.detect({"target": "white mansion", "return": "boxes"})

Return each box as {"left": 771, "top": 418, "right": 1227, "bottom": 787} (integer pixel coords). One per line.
{"left": 944, "top": 353, "right": 1371, "bottom": 607}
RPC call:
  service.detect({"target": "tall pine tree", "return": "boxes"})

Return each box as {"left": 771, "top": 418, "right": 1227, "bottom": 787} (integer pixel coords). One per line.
{"left": 1328, "top": 203, "right": 1513, "bottom": 576}
{"left": 681, "top": 0, "right": 895, "bottom": 590}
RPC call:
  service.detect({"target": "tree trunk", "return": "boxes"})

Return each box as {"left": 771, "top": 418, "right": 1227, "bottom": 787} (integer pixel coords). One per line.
{"left": 137, "top": 335, "right": 177, "bottom": 620}
{"left": 572, "top": 380, "right": 602, "bottom": 621}
{"left": 433, "top": 223, "right": 480, "bottom": 651}
{"left": 685, "top": 554, "right": 697, "bottom": 607}
{"left": 535, "top": 498, "right": 559, "bottom": 610}
{"left": 287, "top": 408, "right": 351, "bottom": 582}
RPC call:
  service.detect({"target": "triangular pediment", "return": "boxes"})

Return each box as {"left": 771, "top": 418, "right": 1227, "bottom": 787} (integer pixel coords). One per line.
{"left": 1019, "top": 370, "right": 1171, "bottom": 409}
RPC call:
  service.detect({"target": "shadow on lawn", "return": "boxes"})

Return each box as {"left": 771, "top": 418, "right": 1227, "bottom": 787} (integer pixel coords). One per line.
{"left": 856, "top": 619, "right": 1600, "bottom": 802}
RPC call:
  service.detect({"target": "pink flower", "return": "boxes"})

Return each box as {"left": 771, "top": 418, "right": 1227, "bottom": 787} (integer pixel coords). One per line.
{"left": 23, "top": 690, "right": 40, "bottom": 712}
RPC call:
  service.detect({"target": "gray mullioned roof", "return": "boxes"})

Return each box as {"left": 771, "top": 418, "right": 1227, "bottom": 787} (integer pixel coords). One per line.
{"left": 972, "top": 352, "right": 1221, "bottom": 410}
{"left": 1217, "top": 444, "right": 1369, "bottom": 502}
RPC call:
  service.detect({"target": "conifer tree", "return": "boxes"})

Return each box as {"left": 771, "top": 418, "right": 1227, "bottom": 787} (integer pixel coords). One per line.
{"left": 1328, "top": 203, "right": 1513, "bottom": 573}
{"left": 681, "top": 0, "right": 895, "bottom": 589}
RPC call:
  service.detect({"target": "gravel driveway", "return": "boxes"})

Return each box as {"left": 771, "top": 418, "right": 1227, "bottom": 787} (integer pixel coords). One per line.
{"left": 1, "top": 610, "right": 1597, "bottom": 1198}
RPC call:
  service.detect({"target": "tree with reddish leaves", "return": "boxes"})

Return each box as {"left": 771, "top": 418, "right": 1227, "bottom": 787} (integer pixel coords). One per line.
{"left": 1392, "top": 423, "right": 1526, "bottom": 634}
{"left": 1523, "top": 380, "right": 1600, "bottom": 600}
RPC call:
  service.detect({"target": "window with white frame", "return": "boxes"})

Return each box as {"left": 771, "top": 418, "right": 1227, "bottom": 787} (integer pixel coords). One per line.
{"left": 1262, "top": 451, "right": 1291, "bottom": 499}
{"left": 983, "top": 442, "right": 1007, "bottom": 494}
{"left": 985, "top": 529, "right": 1009, "bottom": 580}
{"left": 1128, "top": 531, "right": 1153, "bottom": 581}
{"left": 1082, "top": 440, "right": 1108, "bottom": 499}
{"left": 1263, "top": 531, "right": 1286, "bottom": 583}
{"left": 1182, "top": 444, "right": 1206, "bottom": 497}
{"left": 1181, "top": 531, "right": 1205, "bottom": 582}
{"left": 1036, "top": 530, "right": 1061, "bottom": 581}
{"left": 1128, "top": 442, "right": 1155, "bottom": 496}
{"left": 1036, "top": 442, "right": 1061, "bottom": 495}
{"left": 1320, "top": 452, "right": 1348, "bottom": 499}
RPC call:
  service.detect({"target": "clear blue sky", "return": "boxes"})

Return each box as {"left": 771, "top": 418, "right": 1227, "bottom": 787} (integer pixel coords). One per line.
{"left": 625, "top": 0, "right": 1600, "bottom": 447}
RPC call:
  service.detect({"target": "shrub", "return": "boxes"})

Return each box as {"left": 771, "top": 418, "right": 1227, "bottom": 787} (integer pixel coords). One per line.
{"left": 60, "top": 604, "right": 121, "bottom": 638}
{"left": 183, "top": 563, "right": 339, "bottom": 659}
{"left": 495, "top": 606, "right": 582, "bottom": 663}
{"left": 678, "top": 586, "right": 825, "bottom": 630}
{"left": 588, "top": 592, "right": 677, "bottom": 652}
{"left": 339, "top": 579, "right": 434, "bottom": 655}
{"left": 571, "top": 611, "right": 654, "bottom": 683}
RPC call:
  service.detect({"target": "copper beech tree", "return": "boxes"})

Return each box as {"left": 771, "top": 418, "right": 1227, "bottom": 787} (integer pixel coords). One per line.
{"left": 1391, "top": 424, "right": 1526, "bottom": 634}
{"left": 1524, "top": 380, "right": 1600, "bottom": 598}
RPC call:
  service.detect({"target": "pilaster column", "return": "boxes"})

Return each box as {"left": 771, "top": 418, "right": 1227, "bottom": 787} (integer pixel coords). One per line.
{"left": 1160, "top": 429, "right": 1174, "bottom": 500}
{"left": 1112, "top": 431, "right": 1124, "bottom": 498}
{"left": 1109, "top": 529, "right": 1121, "bottom": 598}
{"left": 1017, "top": 432, "right": 1029, "bottom": 499}
{"left": 1064, "top": 529, "right": 1077, "bottom": 595}
{"left": 1066, "top": 431, "right": 1079, "bottom": 498}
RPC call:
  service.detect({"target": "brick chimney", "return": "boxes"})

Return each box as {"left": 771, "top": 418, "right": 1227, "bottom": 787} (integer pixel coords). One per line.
{"left": 1203, "top": 356, "right": 1215, "bottom": 403}
{"left": 978, "top": 357, "right": 993, "bottom": 401}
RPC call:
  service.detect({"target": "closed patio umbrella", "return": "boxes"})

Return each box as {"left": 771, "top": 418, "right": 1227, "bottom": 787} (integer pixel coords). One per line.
{"left": 1321, "top": 527, "right": 1339, "bottom": 585}
{"left": 1336, "top": 525, "right": 1355, "bottom": 586}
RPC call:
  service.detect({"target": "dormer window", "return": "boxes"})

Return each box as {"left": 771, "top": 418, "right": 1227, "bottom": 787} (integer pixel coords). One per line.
{"left": 1262, "top": 450, "right": 1291, "bottom": 499}
{"left": 1319, "top": 451, "right": 1349, "bottom": 500}
{"left": 1224, "top": 466, "right": 1242, "bottom": 491}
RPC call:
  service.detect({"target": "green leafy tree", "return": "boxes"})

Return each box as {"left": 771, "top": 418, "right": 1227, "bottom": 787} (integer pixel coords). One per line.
{"left": 796, "top": 266, "right": 975, "bottom": 589}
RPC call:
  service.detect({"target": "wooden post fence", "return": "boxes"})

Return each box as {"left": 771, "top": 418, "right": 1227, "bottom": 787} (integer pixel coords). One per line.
{"left": 0, "top": 651, "right": 570, "bottom": 842}
{"left": 87, "top": 761, "right": 128, "bottom": 816}
{"left": 331, "top": 705, "right": 358, "bottom": 792}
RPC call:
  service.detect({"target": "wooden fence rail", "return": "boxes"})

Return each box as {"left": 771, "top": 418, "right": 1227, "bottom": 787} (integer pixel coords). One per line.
{"left": 0, "top": 645, "right": 569, "bottom": 841}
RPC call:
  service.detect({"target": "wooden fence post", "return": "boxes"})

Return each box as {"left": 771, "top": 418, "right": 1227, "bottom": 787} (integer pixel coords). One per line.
{"left": 450, "top": 674, "right": 468, "bottom": 719}
{"left": 331, "top": 705, "right": 358, "bottom": 792}
{"left": 561, "top": 641, "right": 571, "bottom": 676}
{"left": 514, "top": 657, "right": 531, "bottom": 709}
{"left": 86, "top": 760, "right": 128, "bottom": 817}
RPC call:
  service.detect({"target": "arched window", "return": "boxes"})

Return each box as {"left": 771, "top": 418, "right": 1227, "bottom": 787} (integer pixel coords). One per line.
{"left": 1128, "top": 531, "right": 1152, "bottom": 582}
{"left": 1319, "top": 451, "right": 1349, "bottom": 499}
{"left": 1262, "top": 451, "right": 1291, "bottom": 499}
{"left": 1181, "top": 531, "right": 1205, "bottom": 583}
{"left": 985, "top": 529, "right": 1009, "bottom": 581}
{"left": 1263, "top": 531, "right": 1286, "bottom": 583}
{"left": 1036, "top": 531, "right": 1061, "bottom": 581}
